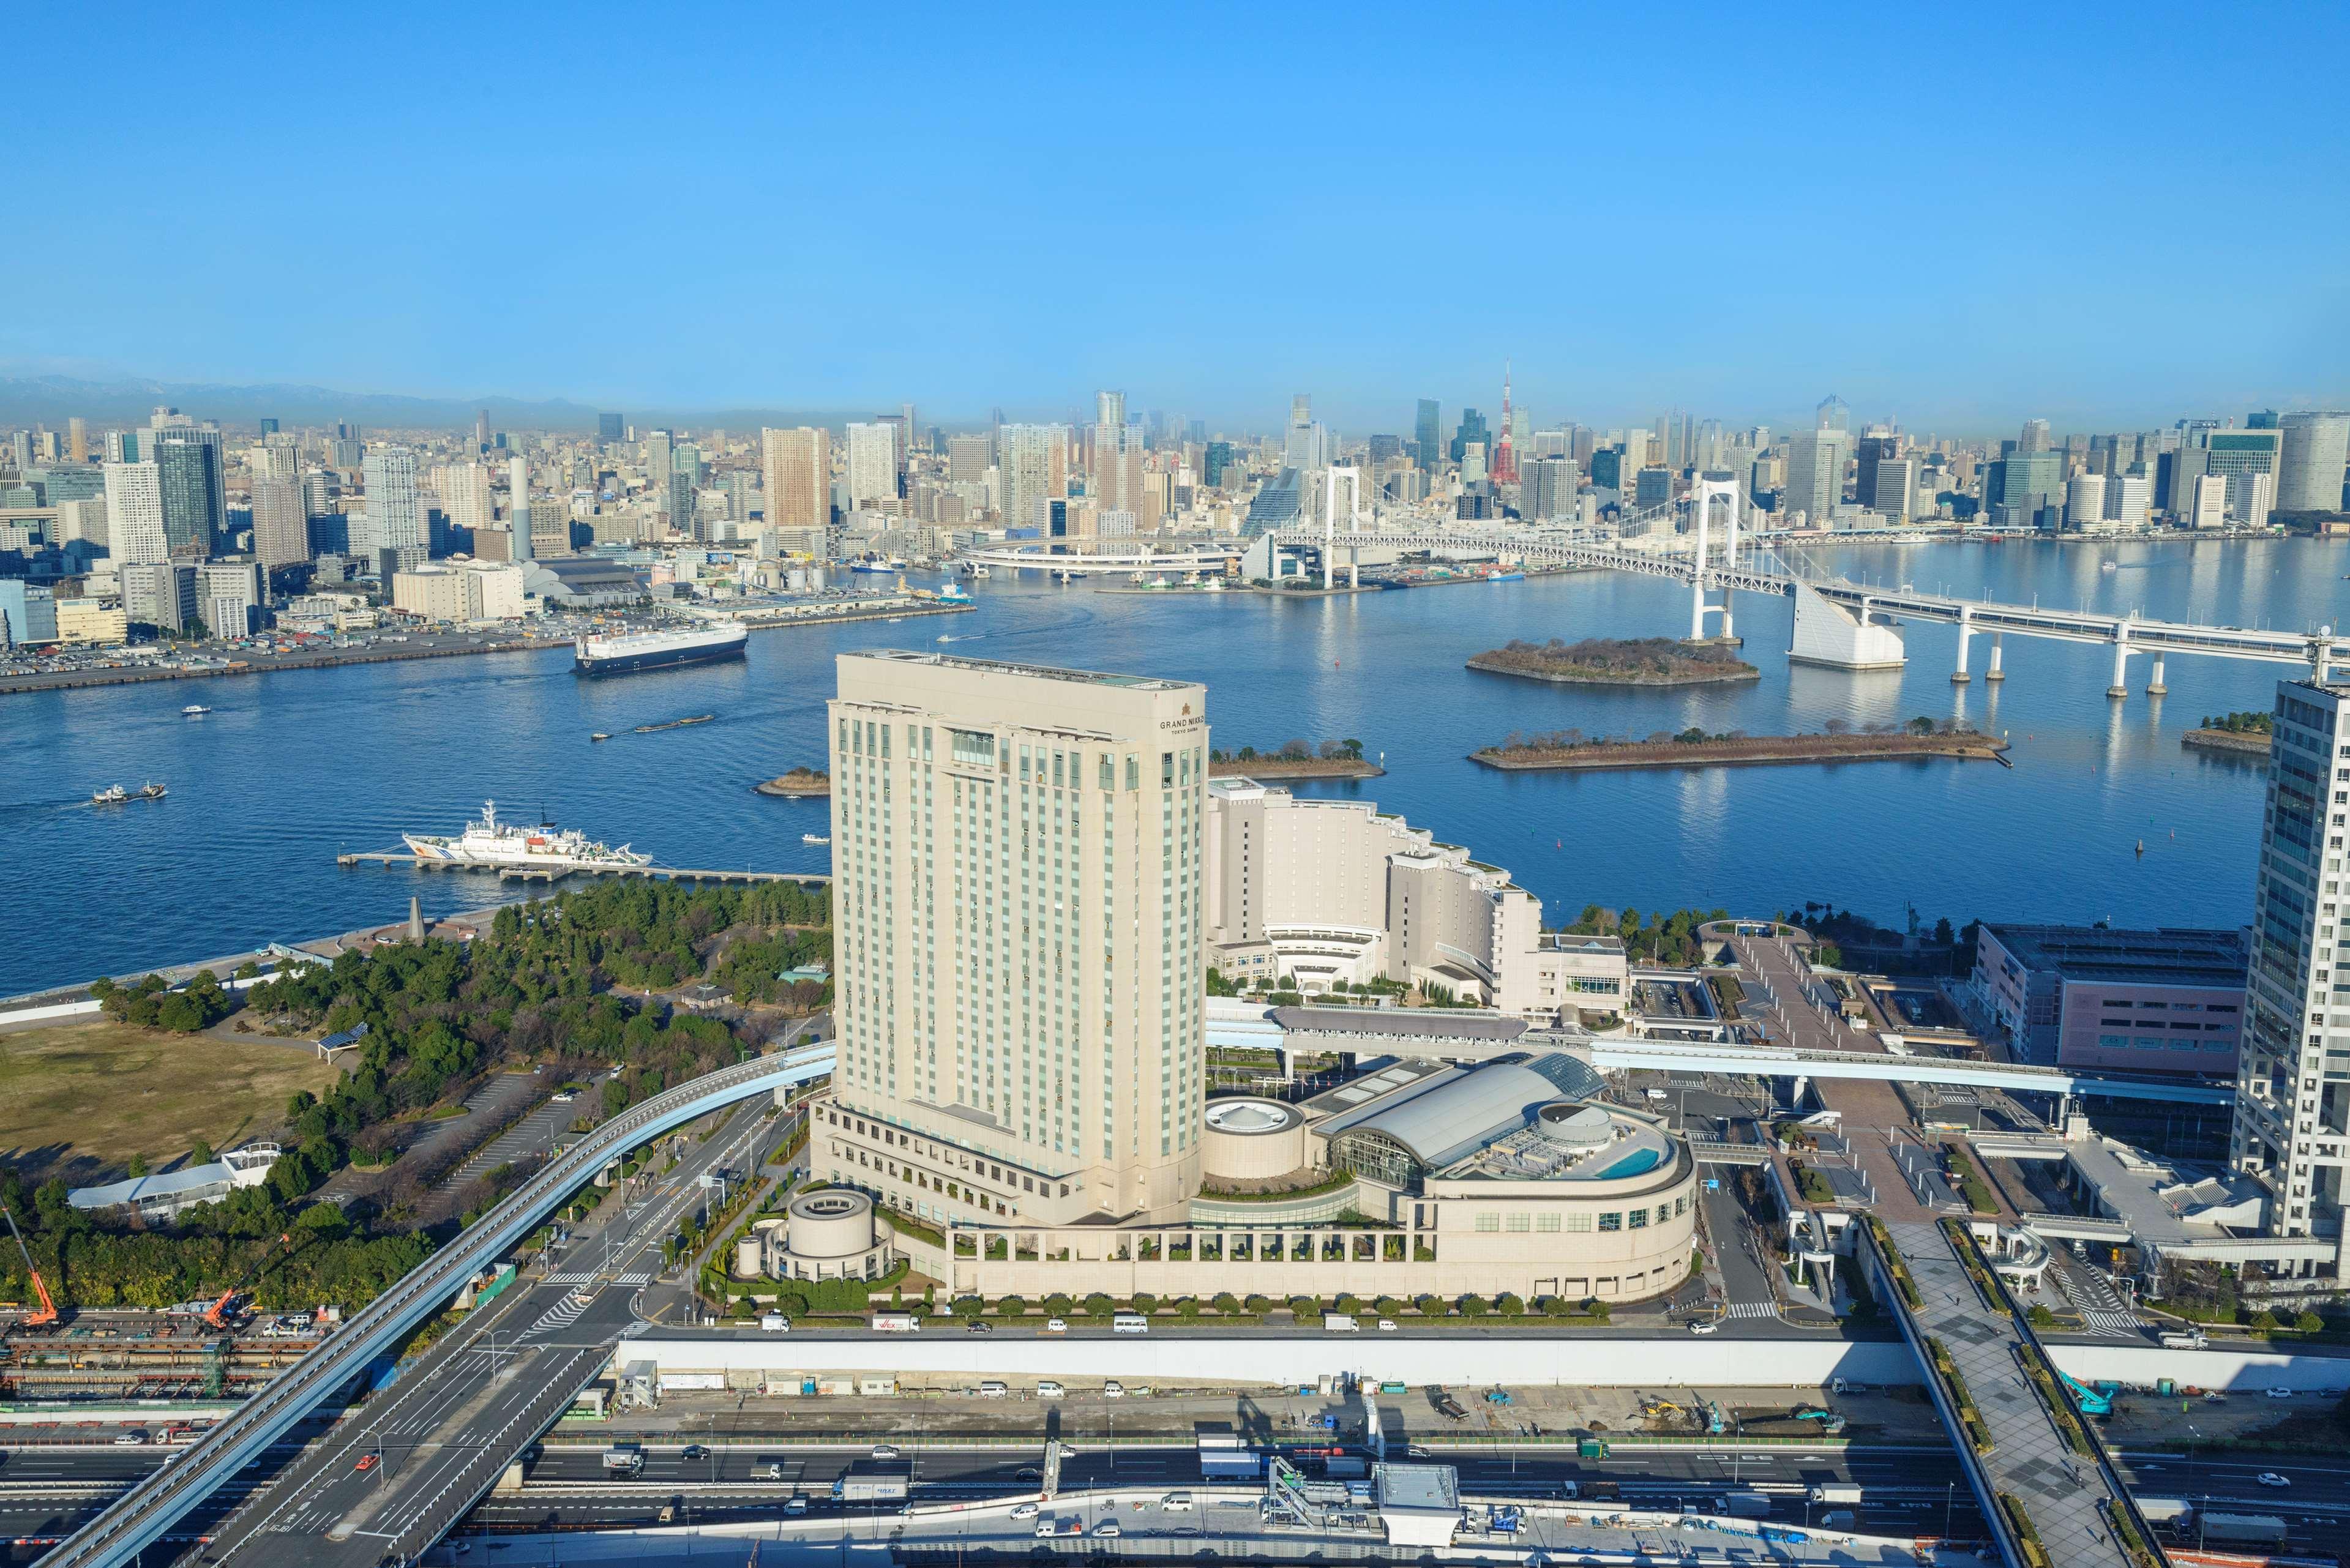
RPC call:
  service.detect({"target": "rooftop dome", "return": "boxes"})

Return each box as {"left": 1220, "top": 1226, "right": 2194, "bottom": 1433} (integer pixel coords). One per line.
{"left": 1535, "top": 1101, "right": 1615, "bottom": 1149}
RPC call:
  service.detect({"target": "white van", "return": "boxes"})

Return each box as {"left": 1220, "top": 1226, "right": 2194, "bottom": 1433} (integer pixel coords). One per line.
{"left": 760, "top": 1313, "right": 791, "bottom": 1332}
{"left": 1102, "top": 1381, "right": 1125, "bottom": 1398}
{"left": 1036, "top": 1381, "right": 1065, "bottom": 1398}
{"left": 1161, "top": 1493, "right": 1194, "bottom": 1512}
{"left": 1112, "top": 1312, "right": 1148, "bottom": 1335}
{"left": 979, "top": 1381, "right": 1008, "bottom": 1398}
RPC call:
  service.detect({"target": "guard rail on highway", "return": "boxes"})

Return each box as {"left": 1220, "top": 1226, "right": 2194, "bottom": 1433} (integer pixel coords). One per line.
{"left": 37, "top": 1044, "right": 835, "bottom": 1568}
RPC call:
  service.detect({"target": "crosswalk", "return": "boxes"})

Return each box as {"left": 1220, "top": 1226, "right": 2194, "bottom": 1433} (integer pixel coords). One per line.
{"left": 616, "top": 1271, "right": 651, "bottom": 1286}
{"left": 1721, "top": 1300, "right": 1779, "bottom": 1319}
{"left": 522, "top": 1294, "right": 592, "bottom": 1338}
{"left": 543, "top": 1272, "right": 592, "bottom": 1286}
{"left": 2080, "top": 1307, "right": 2146, "bottom": 1335}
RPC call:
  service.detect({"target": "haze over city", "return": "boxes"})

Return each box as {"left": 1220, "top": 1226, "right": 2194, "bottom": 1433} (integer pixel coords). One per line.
{"left": 7, "top": 7, "right": 2350, "bottom": 1568}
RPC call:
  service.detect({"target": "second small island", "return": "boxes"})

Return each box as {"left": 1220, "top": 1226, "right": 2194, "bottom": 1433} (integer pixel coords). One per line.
{"left": 754, "top": 767, "right": 833, "bottom": 797}
{"left": 1466, "top": 636, "right": 1760, "bottom": 686}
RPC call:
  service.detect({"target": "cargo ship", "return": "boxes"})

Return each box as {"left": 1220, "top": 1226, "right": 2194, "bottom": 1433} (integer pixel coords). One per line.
{"left": 573, "top": 622, "right": 747, "bottom": 678}
{"left": 403, "top": 801, "right": 651, "bottom": 869}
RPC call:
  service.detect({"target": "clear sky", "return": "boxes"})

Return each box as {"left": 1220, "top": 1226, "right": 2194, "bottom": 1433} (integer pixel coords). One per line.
{"left": 6, "top": 1, "right": 2346, "bottom": 435}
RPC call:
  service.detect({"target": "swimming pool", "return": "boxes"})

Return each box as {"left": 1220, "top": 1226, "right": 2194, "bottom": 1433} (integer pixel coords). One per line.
{"left": 1593, "top": 1146, "right": 1664, "bottom": 1179}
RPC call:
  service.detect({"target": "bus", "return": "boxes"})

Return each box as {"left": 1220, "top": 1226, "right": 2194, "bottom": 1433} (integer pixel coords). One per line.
{"left": 871, "top": 1311, "right": 922, "bottom": 1333}
{"left": 1112, "top": 1312, "right": 1149, "bottom": 1335}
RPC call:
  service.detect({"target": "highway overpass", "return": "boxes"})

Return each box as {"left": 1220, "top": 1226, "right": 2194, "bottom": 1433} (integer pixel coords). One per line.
{"left": 40, "top": 1043, "right": 837, "bottom": 1568}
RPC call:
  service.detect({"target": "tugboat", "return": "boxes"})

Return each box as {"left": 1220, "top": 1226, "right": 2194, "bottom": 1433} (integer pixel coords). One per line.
{"left": 135, "top": 781, "right": 168, "bottom": 800}
{"left": 91, "top": 783, "right": 128, "bottom": 805}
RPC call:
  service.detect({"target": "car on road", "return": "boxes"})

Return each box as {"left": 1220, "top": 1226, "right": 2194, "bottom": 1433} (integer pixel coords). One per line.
{"left": 113, "top": 1430, "right": 149, "bottom": 1446}
{"left": 785, "top": 1495, "right": 809, "bottom": 1515}
{"left": 1689, "top": 1320, "right": 1720, "bottom": 1335}
{"left": 2265, "top": 1387, "right": 2295, "bottom": 1398}
{"left": 1093, "top": 1522, "right": 1121, "bottom": 1538}
{"left": 1016, "top": 1467, "right": 1043, "bottom": 1482}
{"left": 354, "top": 1454, "right": 378, "bottom": 1473}
{"left": 966, "top": 1319, "right": 992, "bottom": 1334}
{"left": 1377, "top": 1318, "right": 1397, "bottom": 1332}
{"left": 1010, "top": 1503, "right": 1039, "bottom": 1520}
{"left": 870, "top": 1444, "right": 902, "bottom": 1460}
{"left": 1044, "top": 1317, "right": 1068, "bottom": 1333}
{"left": 1104, "top": 1381, "right": 1125, "bottom": 1398}
{"left": 683, "top": 1444, "right": 708, "bottom": 1459}
{"left": 2256, "top": 1472, "right": 2291, "bottom": 1488}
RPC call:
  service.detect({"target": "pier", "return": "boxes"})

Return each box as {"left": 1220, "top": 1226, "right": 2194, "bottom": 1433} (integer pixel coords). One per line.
{"left": 335, "top": 851, "right": 827, "bottom": 886}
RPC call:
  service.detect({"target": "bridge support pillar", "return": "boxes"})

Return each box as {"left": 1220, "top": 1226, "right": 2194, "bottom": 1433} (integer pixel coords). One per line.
{"left": 1689, "top": 493, "right": 1711, "bottom": 641}
{"left": 2107, "top": 629, "right": 2130, "bottom": 699}
{"left": 1349, "top": 558, "right": 1359, "bottom": 588}
{"left": 1952, "top": 608, "right": 1973, "bottom": 684}
{"left": 1985, "top": 632, "right": 2005, "bottom": 682}
{"left": 2147, "top": 653, "right": 2167, "bottom": 696}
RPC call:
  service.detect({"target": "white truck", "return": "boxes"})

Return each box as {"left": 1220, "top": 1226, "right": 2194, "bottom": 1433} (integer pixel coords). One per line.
{"left": 1323, "top": 1313, "right": 1360, "bottom": 1333}
{"left": 1809, "top": 1484, "right": 1863, "bottom": 1506}
{"left": 603, "top": 1444, "right": 645, "bottom": 1475}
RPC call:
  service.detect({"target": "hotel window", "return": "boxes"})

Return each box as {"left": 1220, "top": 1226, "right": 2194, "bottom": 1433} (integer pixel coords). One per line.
{"left": 1628, "top": 1209, "right": 1648, "bottom": 1229}
{"left": 1536, "top": 1214, "right": 1561, "bottom": 1233}
{"left": 1564, "top": 1212, "right": 1593, "bottom": 1233}
{"left": 1505, "top": 1213, "right": 1530, "bottom": 1233}
{"left": 1099, "top": 755, "right": 1113, "bottom": 789}
{"left": 1473, "top": 1213, "right": 1499, "bottom": 1233}
{"left": 1598, "top": 1212, "right": 1621, "bottom": 1231}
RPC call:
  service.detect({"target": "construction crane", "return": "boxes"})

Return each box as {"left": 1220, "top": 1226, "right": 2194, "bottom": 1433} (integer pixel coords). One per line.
{"left": 1, "top": 1204, "right": 61, "bottom": 1332}
{"left": 203, "top": 1231, "right": 293, "bottom": 1332}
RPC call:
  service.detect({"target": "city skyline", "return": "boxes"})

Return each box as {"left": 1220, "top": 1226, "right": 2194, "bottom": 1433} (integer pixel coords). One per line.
{"left": 3, "top": 4, "right": 2344, "bottom": 430}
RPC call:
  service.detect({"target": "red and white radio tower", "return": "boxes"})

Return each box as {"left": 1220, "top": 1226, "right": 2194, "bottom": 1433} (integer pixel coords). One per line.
{"left": 1491, "top": 361, "right": 1518, "bottom": 485}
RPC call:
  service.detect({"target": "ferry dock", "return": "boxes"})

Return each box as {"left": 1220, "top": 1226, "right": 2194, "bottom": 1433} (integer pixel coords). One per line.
{"left": 335, "top": 851, "right": 827, "bottom": 886}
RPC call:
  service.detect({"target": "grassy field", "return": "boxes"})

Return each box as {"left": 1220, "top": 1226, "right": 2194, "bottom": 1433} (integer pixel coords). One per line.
{"left": 0, "top": 1020, "right": 338, "bottom": 1178}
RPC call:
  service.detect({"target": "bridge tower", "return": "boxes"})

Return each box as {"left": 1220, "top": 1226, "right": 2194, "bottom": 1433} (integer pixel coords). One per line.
{"left": 1686, "top": 476, "right": 1741, "bottom": 641}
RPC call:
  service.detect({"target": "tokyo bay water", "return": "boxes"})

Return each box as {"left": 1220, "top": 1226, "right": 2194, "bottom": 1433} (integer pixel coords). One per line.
{"left": 5, "top": 536, "right": 2343, "bottom": 996}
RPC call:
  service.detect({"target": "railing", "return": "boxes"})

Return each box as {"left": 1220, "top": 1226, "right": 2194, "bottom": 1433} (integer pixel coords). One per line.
{"left": 39, "top": 1045, "right": 836, "bottom": 1568}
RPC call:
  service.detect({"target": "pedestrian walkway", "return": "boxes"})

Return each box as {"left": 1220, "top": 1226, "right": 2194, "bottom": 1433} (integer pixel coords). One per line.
{"left": 446, "top": 1094, "right": 577, "bottom": 1189}
{"left": 1882, "top": 1219, "right": 2139, "bottom": 1568}
{"left": 1720, "top": 1301, "right": 1778, "bottom": 1320}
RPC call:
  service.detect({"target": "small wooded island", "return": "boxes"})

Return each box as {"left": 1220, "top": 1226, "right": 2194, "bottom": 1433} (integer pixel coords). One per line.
{"left": 754, "top": 767, "right": 833, "bottom": 797}
{"left": 1208, "top": 739, "right": 1383, "bottom": 780}
{"left": 1472, "top": 722, "right": 2009, "bottom": 772}
{"left": 1467, "top": 636, "right": 1760, "bottom": 686}
{"left": 2182, "top": 710, "right": 2272, "bottom": 756}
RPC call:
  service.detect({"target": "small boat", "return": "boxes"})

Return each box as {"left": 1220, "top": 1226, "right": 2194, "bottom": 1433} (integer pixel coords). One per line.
{"left": 802, "top": 832, "right": 831, "bottom": 845}
{"left": 2100, "top": 560, "right": 2118, "bottom": 573}
{"left": 92, "top": 783, "right": 128, "bottom": 805}
{"left": 590, "top": 732, "right": 612, "bottom": 742}
{"left": 136, "top": 781, "right": 167, "bottom": 800}
{"left": 937, "top": 634, "right": 954, "bottom": 643}
{"left": 182, "top": 704, "right": 212, "bottom": 716}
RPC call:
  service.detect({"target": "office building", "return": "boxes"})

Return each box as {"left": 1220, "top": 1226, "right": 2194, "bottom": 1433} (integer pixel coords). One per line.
{"left": 0, "top": 580, "right": 58, "bottom": 646}
{"left": 762, "top": 427, "right": 833, "bottom": 531}
{"left": 2189, "top": 472, "right": 2229, "bottom": 529}
{"left": 1450, "top": 408, "right": 1488, "bottom": 465}
{"left": 1984, "top": 450, "right": 2064, "bottom": 529}
{"left": 598, "top": 412, "right": 624, "bottom": 444}
{"left": 54, "top": 597, "right": 127, "bottom": 645}
{"left": 122, "top": 560, "right": 199, "bottom": 633}
{"left": 2206, "top": 428, "right": 2283, "bottom": 523}
{"left": 845, "top": 423, "right": 899, "bottom": 510}
{"left": 65, "top": 417, "right": 87, "bottom": 464}
{"left": 2067, "top": 474, "right": 2107, "bottom": 529}
{"left": 2111, "top": 474, "right": 2151, "bottom": 529}
{"left": 1415, "top": 398, "right": 1442, "bottom": 471}
{"left": 1816, "top": 394, "right": 1849, "bottom": 433}
{"left": 1855, "top": 434, "right": 1912, "bottom": 522}
{"left": 153, "top": 432, "right": 224, "bottom": 557}
{"left": 823, "top": 651, "right": 1210, "bottom": 1225}
{"left": 361, "top": 446, "right": 425, "bottom": 551}
{"left": 2277, "top": 412, "right": 2350, "bottom": 515}
{"left": 196, "top": 558, "right": 263, "bottom": 637}
{"left": 946, "top": 434, "right": 990, "bottom": 485}
{"left": 1782, "top": 428, "right": 1848, "bottom": 525}
{"left": 2231, "top": 676, "right": 2350, "bottom": 1266}
{"left": 1633, "top": 468, "right": 1671, "bottom": 507}
{"left": 250, "top": 476, "right": 309, "bottom": 570}
{"left": 2019, "top": 417, "right": 2051, "bottom": 452}
{"left": 1972, "top": 924, "right": 2248, "bottom": 1074}
{"left": 103, "top": 461, "right": 167, "bottom": 565}
{"left": 1202, "top": 442, "right": 1233, "bottom": 489}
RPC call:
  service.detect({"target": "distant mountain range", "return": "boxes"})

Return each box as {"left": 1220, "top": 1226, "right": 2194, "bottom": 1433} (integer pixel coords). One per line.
{"left": 0, "top": 372, "right": 881, "bottom": 433}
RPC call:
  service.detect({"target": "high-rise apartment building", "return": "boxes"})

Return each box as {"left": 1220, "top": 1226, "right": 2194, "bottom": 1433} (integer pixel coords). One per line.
{"left": 762, "top": 427, "right": 833, "bottom": 531}
{"left": 196, "top": 558, "right": 263, "bottom": 637}
{"left": 1519, "top": 455, "right": 1580, "bottom": 521}
{"left": 997, "top": 424, "right": 1068, "bottom": 531}
{"left": 823, "top": 651, "right": 1210, "bottom": 1226}
{"left": 250, "top": 476, "right": 309, "bottom": 570}
{"left": 2277, "top": 413, "right": 2350, "bottom": 515}
{"left": 103, "top": 461, "right": 167, "bottom": 565}
{"left": 2066, "top": 473, "right": 2107, "bottom": 529}
{"left": 1415, "top": 399, "right": 1442, "bottom": 471}
{"left": 845, "top": 423, "right": 899, "bottom": 509}
{"left": 66, "top": 417, "right": 87, "bottom": 464}
{"left": 361, "top": 445, "right": 425, "bottom": 551}
{"left": 507, "top": 455, "right": 537, "bottom": 561}
{"left": 2232, "top": 675, "right": 2350, "bottom": 1268}
{"left": 443, "top": 461, "right": 495, "bottom": 536}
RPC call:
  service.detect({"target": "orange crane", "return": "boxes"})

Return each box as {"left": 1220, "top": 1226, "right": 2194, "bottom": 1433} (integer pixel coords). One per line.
{"left": 203, "top": 1232, "right": 293, "bottom": 1331}
{"left": 1, "top": 1204, "right": 60, "bottom": 1332}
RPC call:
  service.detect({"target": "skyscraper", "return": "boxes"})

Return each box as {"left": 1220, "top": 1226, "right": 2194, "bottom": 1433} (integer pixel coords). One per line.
{"left": 1414, "top": 399, "right": 1442, "bottom": 471}
{"left": 2206, "top": 428, "right": 2283, "bottom": 522}
{"left": 598, "top": 412, "right": 624, "bottom": 444}
{"left": 507, "top": 455, "right": 536, "bottom": 562}
{"left": 474, "top": 409, "right": 490, "bottom": 452}
{"left": 1855, "top": 433, "right": 1912, "bottom": 521}
{"left": 762, "top": 427, "right": 833, "bottom": 531}
{"left": 644, "top": 430, "right": 674, "bottom": 497}
{"left": 2277, "top": 412, "right": 2350, "bottom": 514}
{"left": 152, "top": 433, "right": 225, "bottom": 557}
{"left": 66, "top": 417, "right": 86, "bottom": 464}
{"left": 1782, "top": 428, "right": 1849, "bottom": 524}
{"left": 998, "top": 424, "right": 1067, "bottom": 531}
{"left": 1816, "top": 394, "right": 1849, "bottom": 433}
{"left": 362, "top": 445, "right": 425, "bottom": 551}
{"left": 2231, "top": 674, "right": 2350, "bottom": 1260}
{"left": 103, "top": 461, "right": 167, "bottom": 565}
{"left": 2018, "top": 417, "right": 2052, "bottom": 453}
{"left": 845, "top": 424, "right": 900, "bottom": 510}
{"left": 250, "top": 476, "right": 309, "bottom": 570}
{"left": 1521, "top": 455, "right": 1579, "bottom": 521}
{"left": 1450, "top": 408, "right": 1489, "bottom": 465}
{"left": 946, "top": 434, "right": 990, "bottom": 485}
{"left": 1983, "top": 451, "right": 2064, "bottom": 529}
{"left": 823, "top": 650, "right": 1208, "bottom": 1223}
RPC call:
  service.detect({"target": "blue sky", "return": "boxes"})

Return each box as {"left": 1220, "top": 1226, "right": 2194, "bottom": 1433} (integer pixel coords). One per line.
{"left": 6, "top": 1, "right": 2346, "bottom": 435}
